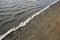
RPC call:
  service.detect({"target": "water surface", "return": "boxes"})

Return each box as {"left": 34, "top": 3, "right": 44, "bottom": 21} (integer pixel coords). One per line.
{"left": 0, "top": 0, "right": 57, "bottom": 35}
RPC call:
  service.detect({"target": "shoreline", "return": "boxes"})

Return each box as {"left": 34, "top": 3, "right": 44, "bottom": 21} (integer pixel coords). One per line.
{"left": 0, "top": 0, "right": 60, "bottom": 40}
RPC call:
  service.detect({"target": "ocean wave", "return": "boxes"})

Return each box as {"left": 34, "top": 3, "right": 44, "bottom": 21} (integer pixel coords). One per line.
{"left": 0, "top": 0, "right": 59, "bottom": 40}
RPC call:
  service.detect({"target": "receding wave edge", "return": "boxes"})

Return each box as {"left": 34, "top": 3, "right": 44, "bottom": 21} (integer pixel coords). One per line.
{"left": 0, "top": 0, "right": 59, "bottom": 40}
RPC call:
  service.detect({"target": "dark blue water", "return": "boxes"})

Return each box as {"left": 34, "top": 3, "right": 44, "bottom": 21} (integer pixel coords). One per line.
{"left": 0, "top": 0, "right": 57, "bottom": 35}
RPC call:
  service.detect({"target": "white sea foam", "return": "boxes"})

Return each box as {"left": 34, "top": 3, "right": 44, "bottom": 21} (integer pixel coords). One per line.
{"left": 0, "top": 0, "right": 59, "bottom": 40}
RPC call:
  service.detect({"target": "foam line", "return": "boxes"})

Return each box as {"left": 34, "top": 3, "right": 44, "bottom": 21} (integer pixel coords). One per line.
{"left": 0, "top": 0, "right": 59, "bottom": 40}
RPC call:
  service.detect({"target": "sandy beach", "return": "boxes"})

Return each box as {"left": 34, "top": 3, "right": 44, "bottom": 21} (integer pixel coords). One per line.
{"left": 3, "top": 0, "right": 60, "bottom": 40}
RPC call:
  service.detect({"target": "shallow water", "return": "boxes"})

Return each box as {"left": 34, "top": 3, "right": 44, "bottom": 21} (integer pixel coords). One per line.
{"left": 0, "top": 0, "right": 57, "bottom": 35}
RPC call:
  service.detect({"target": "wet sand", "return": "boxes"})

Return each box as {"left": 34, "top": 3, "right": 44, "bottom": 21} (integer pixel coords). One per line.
{"left": 3, "top": 1, "right": 60, "bottom": 40}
